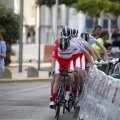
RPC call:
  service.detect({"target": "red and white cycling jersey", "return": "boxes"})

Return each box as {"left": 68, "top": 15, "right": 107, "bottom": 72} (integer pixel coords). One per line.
{"left": 71, "top": 37, "right": 90, "bottom": 49}
{"left": 71, "top": 37, "right": 86, "bottom": 47}
{"left": 71, "top": 37, "right": 90, "bottom": 69}
{"left": 52, "top": 39, "right": 82, "bottom": 73}
{"left": 88, "top": 35, "right": 100, "bottom": 46}
{"left": 52, "top": 39, "right": 84, "bottom": 59}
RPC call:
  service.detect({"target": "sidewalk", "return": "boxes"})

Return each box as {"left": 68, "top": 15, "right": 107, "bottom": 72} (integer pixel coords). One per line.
{"left": 0, "top": 62, "right": 52, "bottom": 83}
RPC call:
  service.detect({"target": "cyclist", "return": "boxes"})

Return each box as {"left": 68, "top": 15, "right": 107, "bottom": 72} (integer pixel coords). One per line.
{"left": 61, "top": 26, "right": 95, "bottom": 101}
{"left": 71, "top": 28, "right": 97, "bottom": 66}
{"left": 49, "top": 37, "right": 94, "bottom": 109}
{"left": 50, "top": 26, "right": 72, "bottom": 102}
{"left": 80, "top": 32, "right": 108, "bottom": 62}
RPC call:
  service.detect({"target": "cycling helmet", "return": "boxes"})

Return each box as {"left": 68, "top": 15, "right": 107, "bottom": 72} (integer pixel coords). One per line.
{"left": 61, "top": 26, "right": 72, "bottom": 38}
{"left": 71, "top": 28, "right": 78, "bottom": 37}
{"left": 59, "top": 37, "right": 70, "bottom": 50}
{"left": 80, "top": 32, "right": 89, "bottom": 41}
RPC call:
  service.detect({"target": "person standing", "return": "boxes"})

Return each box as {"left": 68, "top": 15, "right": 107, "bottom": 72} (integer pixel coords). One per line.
{"left": 92, "top": 30, "right": 109, "bottom": 60}
{"left": 111, "top": 28, "right": 120, "bottom": 51}
{"left": 0, "top": 34, "right": 6, "bottom": 79}
{"left": 92, "top": 25, "right": 102, "bottom": 39}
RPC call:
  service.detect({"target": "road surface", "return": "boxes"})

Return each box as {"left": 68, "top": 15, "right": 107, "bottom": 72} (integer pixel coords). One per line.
{"left": 0, "top": 81, "right": 77, "bottom": 120}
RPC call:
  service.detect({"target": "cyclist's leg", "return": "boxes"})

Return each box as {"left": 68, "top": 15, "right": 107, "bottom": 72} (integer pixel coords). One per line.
{"left": 49, "top": 60, "right": 62, "bottom": 108}
{"left": 74, "top": 67, "right": 84, "bottom": 97}
{"left": 50, "top": 75, "right": 55, "bottom": 100}
{"left": 73, "top": 53, "right": 82, "bottom": 101}
{"left": 74, "top": 53, "right": 86, "bottom": 100}
{"left": 49, "top": 58, "right": 74, "bottom": 108}
{"left": 64, "top": 60, "right": 74, "bottom": 101}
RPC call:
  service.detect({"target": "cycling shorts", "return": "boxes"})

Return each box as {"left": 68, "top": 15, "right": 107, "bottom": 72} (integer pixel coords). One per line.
{"left": 55, "top": 56, "right": 74, "bottom": 74}
{"left": 73, "top": 53, "right": 85, "bottom": 70}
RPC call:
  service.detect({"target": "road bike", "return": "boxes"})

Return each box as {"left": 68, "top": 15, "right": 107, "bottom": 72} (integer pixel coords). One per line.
{"left": 54, "top": 66, "right": 72, "bottom": 120}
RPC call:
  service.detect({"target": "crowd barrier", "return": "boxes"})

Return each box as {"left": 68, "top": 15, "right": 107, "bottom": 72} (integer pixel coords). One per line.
{"left": 77, "top": 65, "right": 120, "bottom": 120}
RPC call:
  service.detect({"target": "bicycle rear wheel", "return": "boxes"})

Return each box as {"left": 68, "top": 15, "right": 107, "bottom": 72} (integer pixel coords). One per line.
{"left": 63, "top": 102, "right": 65, "bottom": 114}
{"left": 68, "top": 100, "right": 73, "bottom": 112}
{"left": 113, "top": 62, "right": 120, "bottom": 74}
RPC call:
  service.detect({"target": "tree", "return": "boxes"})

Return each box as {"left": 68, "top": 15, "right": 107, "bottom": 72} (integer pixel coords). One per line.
{"left": 0, "top": 3, "right": 19, "bottom": 66}
{"left": 35, "top": 0, "right": 77, "bottom": 39}
{"left": 35, "top": 0, "right": 77, "bottom": 7}
{"left": 73, "top": 0, "right": 120, "bottom": 28}
{"left": 108, "top": 0, "right": 120, "bottom": 16}
{"left": 106, "top": 0, "right": 120, "bottom": 28}
{"left": 60, "top": 0, "right": 77, "bottom": 6}
{"left": 35, "top": 0, "right": 56, "bottom": 41}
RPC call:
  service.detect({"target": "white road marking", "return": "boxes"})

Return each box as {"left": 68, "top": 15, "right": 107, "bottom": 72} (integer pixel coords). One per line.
{"left": 0, "top": 84, "right": 50, "bottom": 96}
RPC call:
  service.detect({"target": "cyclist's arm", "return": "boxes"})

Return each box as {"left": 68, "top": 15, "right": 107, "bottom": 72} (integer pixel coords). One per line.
{"left": 85, "top": 46, "right": 96, "bottom": 61}
{"left": 97, "top": 44, "right": 108, "bottom": 61}
{"left": 76, "top": 39, "right": 94, "bottom": 64}
{"left": 51, "top": 41, "right": 58, "bottom": 71}
{"left": 92, "top": 48, "right": 101, "bottom": 60}
{"left": 82, "top": 49, "right": 94, "bottom": 64}
{"left": 92, "top": 37, "right": 108, "bottom": 61}
{"left": 82, "top": 40, "right": 96, "bottom": 61}
{"left": 51, "top": 58, "right": 56, "bottom": 72}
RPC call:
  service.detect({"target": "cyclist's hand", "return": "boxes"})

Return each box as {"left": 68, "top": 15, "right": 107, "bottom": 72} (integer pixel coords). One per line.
{"left": 51, "top": 70, "right": 55, "bottom": 75}
{"left": 49, "top": 70, "right": 55, "bottom": 77}
{"left": 94, "top": 60, "right": 99, "bottom": 65}
{"left": 104, "top": 61, "right": 109, "bottom": 64}
{"left": 99, "top": 59, "right": 104, "bottom": 64}
{"left": 91, "top": 61, "right": 95, "bottom": 65}
{"left": 87, "top": 61, "right": 94, "bottom": 66}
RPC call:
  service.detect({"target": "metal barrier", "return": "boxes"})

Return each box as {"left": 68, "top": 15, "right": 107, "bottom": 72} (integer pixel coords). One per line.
{"left": 77, "top": 66, "right": 120, "bottom": 120}
{"left": 108, "top": 52, "right": 120, "bottom": 58}
{"left": 98, "top": 58, "right": 120, "bottom": 75}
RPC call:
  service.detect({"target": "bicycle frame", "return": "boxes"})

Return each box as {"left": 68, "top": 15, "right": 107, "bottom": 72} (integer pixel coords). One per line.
{"left": 55, "top": 66, "right": 72, "bottom": 119}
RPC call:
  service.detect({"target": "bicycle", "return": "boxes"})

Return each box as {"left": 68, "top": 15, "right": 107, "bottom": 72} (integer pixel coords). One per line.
{"left": 96, "top": 58, "right": 120, "bottom": 75}
{"left": 109, "top": 58, "right": 120, "bottom": 74}
{"left": 50, "top": 66, "right": 72, "bottom": 120}
{"left": 73, "top": 76, "right": 86, "bottom": 118}
{"left": 68, "top": 70, "right": 78, "bottom": 112}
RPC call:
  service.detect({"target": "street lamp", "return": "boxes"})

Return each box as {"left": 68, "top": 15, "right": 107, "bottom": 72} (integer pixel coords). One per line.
{"left": 19, "top": 0, "right": 23, "bottom": 72}
{"left": 38, "top": 6, "right": 41, "bottom": 70}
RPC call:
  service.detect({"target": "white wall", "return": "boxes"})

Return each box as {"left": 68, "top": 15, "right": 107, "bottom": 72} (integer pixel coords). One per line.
{"left": 11, "top": 44, "right": 44, "bottom": 63}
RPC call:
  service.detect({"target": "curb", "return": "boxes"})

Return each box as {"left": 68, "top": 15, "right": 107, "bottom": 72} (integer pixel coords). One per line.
{"left": 0, "top": 77, "right": 52, "bottom": 83}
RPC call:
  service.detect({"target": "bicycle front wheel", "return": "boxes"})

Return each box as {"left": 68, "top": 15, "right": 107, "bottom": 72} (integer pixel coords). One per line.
{"left": 55, "top": 102, "right": 61, "bottom": 120}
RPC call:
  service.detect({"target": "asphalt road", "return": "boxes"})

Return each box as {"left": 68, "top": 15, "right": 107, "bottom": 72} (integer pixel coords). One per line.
{"left": 0, "top": 81, "right": 77, "bottom": 120}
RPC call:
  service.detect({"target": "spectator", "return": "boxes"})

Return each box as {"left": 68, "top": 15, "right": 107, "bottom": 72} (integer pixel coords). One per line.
{"left": 92, "top": 25, "right": 102, "bottom": 38}
{"left": 0, "top": 34, "right": 6, "bottom": 79}
{"left": 111, "top": 28, "right": 120, "bottom": 51}
{"left": 97, "top": 30, "right": 109, "bottom": 46}
{"left": 30, "top": 27, "right": 35, "bottom": 43}
{"left": 92, "top": 30, "right": 109, "bottom": 59}
{"left": 104, "top": 43, "right": 116, "bottom": 54}
{"left": 26, "top": 26, "right": 30, "bottom": 43}
{"left": 26, "top": 26, "right": 35, "bottom": 43}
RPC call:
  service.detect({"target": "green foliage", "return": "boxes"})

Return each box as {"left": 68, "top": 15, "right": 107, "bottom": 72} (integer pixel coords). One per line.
{"left": 73, "top": 0, "right": 120, "bottom": 17}
{"left": 35, "top": 0, "right": 77, "bottom": 7}
{"left": 35, "top": 0, "right": 55, "bottom": 7}
{"left": 0, "top": 4, "right": 19, "bottom": 44}
{"left": 106, "top": 0, "right": 120, "bottom": 16}
{"left": 60, "top": 0, "right": 77, "bottom": 6}
{"left": 0, "top": 3, "right": 19, "bottom": 65}
{"left": 35, "top": 0, "right": 120, "bottom": 17}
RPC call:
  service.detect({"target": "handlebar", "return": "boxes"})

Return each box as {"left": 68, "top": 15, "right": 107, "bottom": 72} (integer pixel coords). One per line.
{"left": 49, "top": 71, "right": 55, "bottom": 77}
{"left": 95, "top": 58, "right": 119, "bottom": 66}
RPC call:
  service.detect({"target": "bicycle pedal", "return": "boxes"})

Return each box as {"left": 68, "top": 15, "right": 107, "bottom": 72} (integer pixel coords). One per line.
{"left": 62, "top": 99, "right": 66, "bottom": 103}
